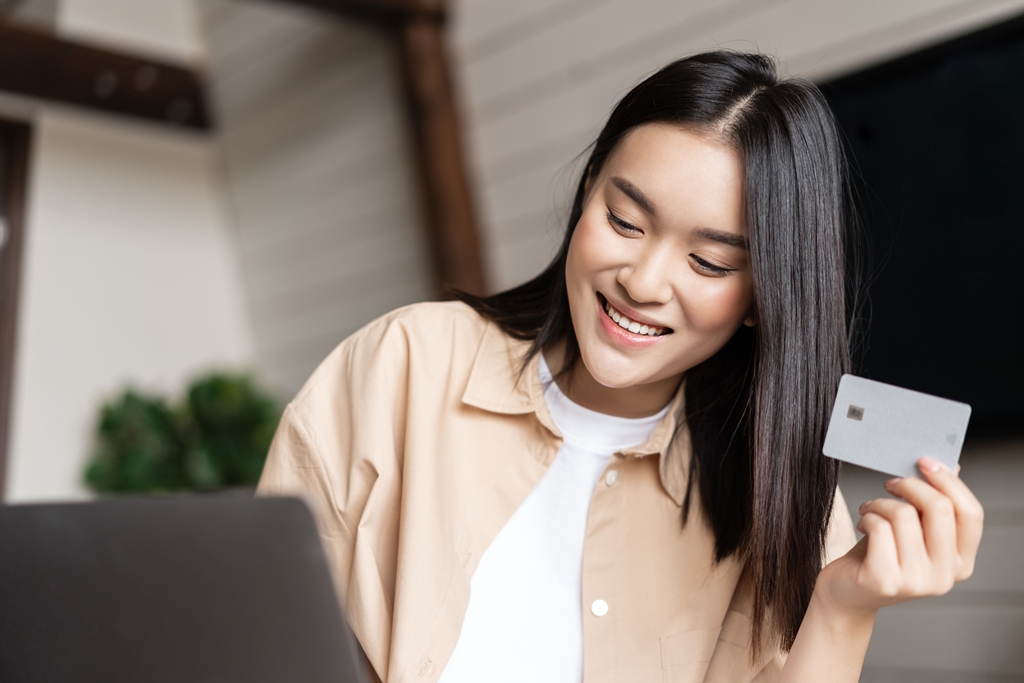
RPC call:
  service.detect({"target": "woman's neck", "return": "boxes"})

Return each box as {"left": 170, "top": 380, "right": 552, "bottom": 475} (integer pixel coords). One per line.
{"left": 542, "top": 342, "right": 681, "bottom": 419}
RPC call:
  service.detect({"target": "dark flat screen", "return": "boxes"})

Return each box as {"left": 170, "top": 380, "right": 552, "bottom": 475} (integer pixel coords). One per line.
{"left": 0, "top": 496, "right": 363, "bottom": 683}
{"left": 823, "top": 15, "right": 1024, "bottom": 436}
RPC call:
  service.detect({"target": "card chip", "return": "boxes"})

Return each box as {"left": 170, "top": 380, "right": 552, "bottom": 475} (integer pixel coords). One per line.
{"left": 846, "top": 405, "right": 865, "bottom": 421}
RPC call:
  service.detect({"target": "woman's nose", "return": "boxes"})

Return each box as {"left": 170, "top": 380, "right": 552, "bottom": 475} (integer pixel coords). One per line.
{"left": 616, "top": 248, "right": 673, "bottom": 305}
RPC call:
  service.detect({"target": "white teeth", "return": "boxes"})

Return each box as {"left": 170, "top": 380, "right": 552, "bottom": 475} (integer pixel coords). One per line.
{"left": 604, "top": 299, "right": 666, "bottom": 337}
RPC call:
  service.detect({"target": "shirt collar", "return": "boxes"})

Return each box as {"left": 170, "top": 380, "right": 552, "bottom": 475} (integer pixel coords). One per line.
{"left": 461, "top": 321, "right": 691, "bottom": 505}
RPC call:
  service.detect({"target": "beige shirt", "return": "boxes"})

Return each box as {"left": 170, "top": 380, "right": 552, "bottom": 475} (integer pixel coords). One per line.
{"left": 257, "top": 301, "right": 857, "bottom": 683}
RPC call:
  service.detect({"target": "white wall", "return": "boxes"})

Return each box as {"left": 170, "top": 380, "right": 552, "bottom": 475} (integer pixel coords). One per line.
{"left": 3, "top": 0, "right": 254, "bottom": 501}
{"left": 58, "top": 0, "right": 205, "bottom": 63}
{"left": 199, "top": 0, "right": 434, "bottom": 397}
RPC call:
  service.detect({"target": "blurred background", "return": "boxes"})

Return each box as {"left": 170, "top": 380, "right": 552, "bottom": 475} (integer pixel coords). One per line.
{"left": 0, "top": 0, "right": 1021, "bottom": 680}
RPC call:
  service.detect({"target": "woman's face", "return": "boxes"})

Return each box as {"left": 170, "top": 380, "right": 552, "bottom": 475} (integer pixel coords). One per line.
{"left": 565, "top": 123, "right": 756, "bottom": 391}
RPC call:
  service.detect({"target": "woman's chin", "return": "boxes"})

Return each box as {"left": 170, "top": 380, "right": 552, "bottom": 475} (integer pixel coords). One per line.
{"left": 580, "top": 350, "right": 654, "bottom": 390}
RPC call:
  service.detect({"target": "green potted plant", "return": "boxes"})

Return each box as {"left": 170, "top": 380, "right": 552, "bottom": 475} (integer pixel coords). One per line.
{"left": 84, "top": 373, "right": 281, "bottom": 494}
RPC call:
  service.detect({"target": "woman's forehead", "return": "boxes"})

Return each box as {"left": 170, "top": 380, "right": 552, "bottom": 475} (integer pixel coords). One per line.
{"left": 602, "top": 123, "right": 747, "bottom": 236}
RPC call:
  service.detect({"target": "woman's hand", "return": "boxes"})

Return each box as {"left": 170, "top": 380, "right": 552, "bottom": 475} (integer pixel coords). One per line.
{"left": 816, "top": 456, "right": 985, "bottom": 617}
{"left": 779, "top": 458, "right": 984, "bottom": 683}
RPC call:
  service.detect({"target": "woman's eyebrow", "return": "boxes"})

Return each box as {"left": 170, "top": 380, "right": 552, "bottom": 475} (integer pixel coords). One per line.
{"left": 610, "top": 176, "right": 657, "bottom": 216}
{"left": 694, "top": 226, "right": 748, "bottom": 249}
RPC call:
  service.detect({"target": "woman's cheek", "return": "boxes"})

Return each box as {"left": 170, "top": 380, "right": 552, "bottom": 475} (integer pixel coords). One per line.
{"left": 681, "top": 275, "right": 753, "bottom": 333}
{"left": 571, "top": 213, "right": 619, "bottom": 272}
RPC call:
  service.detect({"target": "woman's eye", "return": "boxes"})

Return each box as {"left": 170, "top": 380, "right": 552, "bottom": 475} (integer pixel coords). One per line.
{"left": 690, "top": 254, "right": 731, "bottom": 276}
{"left": 606, "top": 211, "right": 641, "bottom": 234}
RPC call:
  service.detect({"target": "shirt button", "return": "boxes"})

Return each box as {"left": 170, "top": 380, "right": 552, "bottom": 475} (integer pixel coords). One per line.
{"left": 604, "top": 470, "right": 618, "bottom": 486}
{"left": 591, "top": 599, "right": 609, "bottom": 617}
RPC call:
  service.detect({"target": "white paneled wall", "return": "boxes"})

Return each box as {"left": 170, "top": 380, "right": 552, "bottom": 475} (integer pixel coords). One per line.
{"left": 58, "top": 0, "right": 205, "bottom": 63}
{"left": 199, "top": 0, "right": 434, "bottom": 396}
{"left": 448, "top": 0, "right": 1024, "bottom": 290}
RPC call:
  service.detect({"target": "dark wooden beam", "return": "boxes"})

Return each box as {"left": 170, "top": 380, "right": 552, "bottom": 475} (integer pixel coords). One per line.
{"left": 0, "top": 118, "right": 30, "bottom": 500}
{"left": 279, "top": 0, "right": 444, "bottom": 26}
{"left": 395, "top": 17, "right": 486, "bottom": 295}
{"left": 0, "top": 21, "right": 210, "bottom": 130}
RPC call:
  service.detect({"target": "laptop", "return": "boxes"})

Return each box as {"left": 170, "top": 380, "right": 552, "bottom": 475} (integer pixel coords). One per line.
{"left": 0, "top": 495, "right": 366, "bottom": 683}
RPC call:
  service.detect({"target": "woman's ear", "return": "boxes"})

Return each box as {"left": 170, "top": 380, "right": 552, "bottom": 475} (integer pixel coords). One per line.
{"left": 583, "top": 163, "right": 595, "bottom": 195}
{"left": 743, "top": 302, "right": 758, "bottom": 327}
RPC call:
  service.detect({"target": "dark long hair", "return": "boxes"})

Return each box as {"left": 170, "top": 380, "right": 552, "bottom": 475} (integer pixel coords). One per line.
{"left": 457, "top": 51, "right": 856, "bottom": 656}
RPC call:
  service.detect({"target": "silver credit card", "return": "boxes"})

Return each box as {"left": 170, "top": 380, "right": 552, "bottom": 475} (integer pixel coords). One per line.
{"left": 822, "top": 374, "right": 972, "bottom": 478}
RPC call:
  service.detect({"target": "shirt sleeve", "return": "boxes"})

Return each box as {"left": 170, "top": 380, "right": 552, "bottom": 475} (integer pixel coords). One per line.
{"left": 256, "top": 316, "right": 412, "bottom": 682}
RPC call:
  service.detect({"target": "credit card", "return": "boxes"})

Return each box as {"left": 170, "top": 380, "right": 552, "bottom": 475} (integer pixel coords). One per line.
{"left": 822, "top": 374, "right": 972, "bottom": 479}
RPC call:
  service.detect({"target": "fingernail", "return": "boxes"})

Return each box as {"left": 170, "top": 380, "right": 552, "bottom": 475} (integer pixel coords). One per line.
{"left": 859, "top": 500, "right": 870, "bottom": 513}
{"left": 919, "top": 457, "right": 942, "bottom": 473}
{"left": 885, "top": 477, "right": 902, "bottom": 488}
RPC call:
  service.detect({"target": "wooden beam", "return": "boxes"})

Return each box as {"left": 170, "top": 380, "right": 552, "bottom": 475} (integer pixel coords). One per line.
{"left": 0, "top": 118, "right": 30, "bottom": 500}
{"left": 0, "top": 21, "right": 210, "bottom": 130}
{"left": 395, "top": 17, "right": 486, "bottom": 295}
{"left": 276, "top": 0, "right": 444, "bottom": 26}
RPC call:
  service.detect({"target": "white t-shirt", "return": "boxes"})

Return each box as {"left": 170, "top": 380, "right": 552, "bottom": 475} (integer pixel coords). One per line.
{"left": 437, "top": 355, "right": 669, "bottom": 683}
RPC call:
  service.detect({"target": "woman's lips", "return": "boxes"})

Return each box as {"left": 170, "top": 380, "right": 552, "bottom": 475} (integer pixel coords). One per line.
{"left": 596, "top": 293, "right": 672, "bottom": 347}
{"left": 601, "top": 297, "right": 669, "bottom": 336}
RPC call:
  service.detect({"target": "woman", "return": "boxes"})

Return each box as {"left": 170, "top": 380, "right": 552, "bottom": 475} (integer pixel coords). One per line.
{"left": 258, "top": 51, "right": 984, "bottom": 683}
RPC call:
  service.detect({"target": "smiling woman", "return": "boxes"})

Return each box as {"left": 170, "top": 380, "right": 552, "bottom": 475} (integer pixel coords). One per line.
{"left": 560, "top": 124, "right": 756, "bottom": 418}
{"left": 456, "top": 52, "right": 855, "bottom": 664}
{"left": 258, "top": 51, "right": 984, "bottom": 683}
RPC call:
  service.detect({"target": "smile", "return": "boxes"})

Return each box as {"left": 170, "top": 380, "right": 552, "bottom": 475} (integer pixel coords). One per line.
{"left": 601, "top": 296, "right": 671, "bottom": 337}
